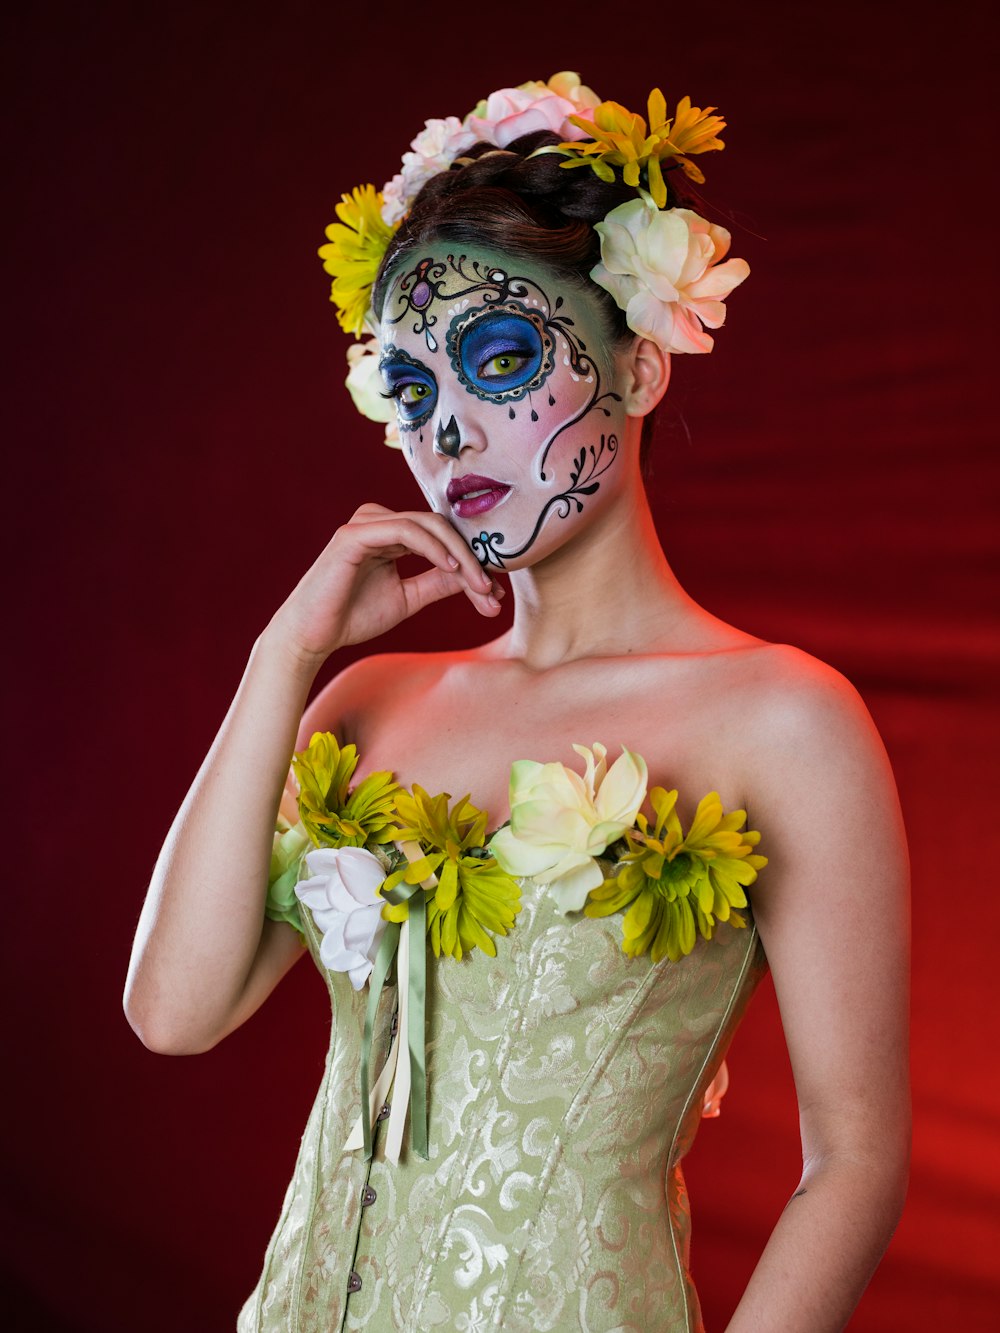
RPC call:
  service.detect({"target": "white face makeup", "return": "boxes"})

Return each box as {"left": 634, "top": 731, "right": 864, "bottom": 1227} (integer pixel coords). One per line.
{"left": 378, "top": 246, "right": 631, "bottom": 571}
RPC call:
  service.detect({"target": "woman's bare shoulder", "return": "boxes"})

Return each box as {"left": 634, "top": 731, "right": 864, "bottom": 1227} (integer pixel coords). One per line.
{"left": 731, "top": 642, "right": 901, "bottom": 847}
{"left": 295, "top": 648, "right": 472, "bottom": 747}
{"left": 732, "top": 642, "right": 879, "bottom": 748}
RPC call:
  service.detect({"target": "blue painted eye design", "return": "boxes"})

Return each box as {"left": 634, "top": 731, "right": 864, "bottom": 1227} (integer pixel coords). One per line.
{"left": 379, "top": 345, "right": 437, "bottom": 431}
{"left": 446, "top": 303, "right": 555, "bottom": 405}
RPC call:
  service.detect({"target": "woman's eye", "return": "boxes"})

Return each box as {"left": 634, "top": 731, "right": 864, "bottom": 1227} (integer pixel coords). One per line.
{"left": 380, "top": 347, "right": 437, "bottom": 426}
{"left": 480, "top": 352, "right": 529, "bottom": 379}
{"left": 452, "top": 309, "right": 547, "bottom": 400}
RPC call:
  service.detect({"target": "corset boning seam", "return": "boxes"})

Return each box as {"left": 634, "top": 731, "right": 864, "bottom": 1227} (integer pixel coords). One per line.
{"left": 665, "top": 921, "right": 761, "bottom": 1333}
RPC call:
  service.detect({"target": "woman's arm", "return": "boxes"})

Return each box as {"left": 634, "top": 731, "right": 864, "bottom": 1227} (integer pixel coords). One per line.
{"left": 123, "top": 505, "right": 499, "bottom": 1055}
{"left": 727, "top": 648, "right": 911, "bottom": 1332}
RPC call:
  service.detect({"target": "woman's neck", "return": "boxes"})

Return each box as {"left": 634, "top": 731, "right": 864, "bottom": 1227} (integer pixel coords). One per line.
{"left": 495, "top": 464, "right": 708, "bottom": 670}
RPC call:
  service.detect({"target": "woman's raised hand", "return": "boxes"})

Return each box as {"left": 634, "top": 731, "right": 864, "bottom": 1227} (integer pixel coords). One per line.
{"left": 125, "top": 502, "right": 503, "bottom": 1052}
{"left": 268, "top": 503, "right": 503, "bottom": 668}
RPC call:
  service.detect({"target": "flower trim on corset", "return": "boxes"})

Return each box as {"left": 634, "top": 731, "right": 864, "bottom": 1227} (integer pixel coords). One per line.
{"left": 262, "top": 732, "right": 767, "bottom": 1161}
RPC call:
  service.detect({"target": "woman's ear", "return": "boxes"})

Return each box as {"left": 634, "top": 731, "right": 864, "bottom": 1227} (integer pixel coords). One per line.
{"left": 621, "top": 337, "right": 671, "bottom": 417}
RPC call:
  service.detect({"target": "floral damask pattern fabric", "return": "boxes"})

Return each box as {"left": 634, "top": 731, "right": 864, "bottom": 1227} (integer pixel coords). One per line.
{"left": 238, "top": 873, "right": 768, "bottom": 1332}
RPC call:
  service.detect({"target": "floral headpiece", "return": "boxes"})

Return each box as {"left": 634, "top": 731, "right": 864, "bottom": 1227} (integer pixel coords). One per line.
{"left": 318, "top": 73, "right": 749, "bottom": 444}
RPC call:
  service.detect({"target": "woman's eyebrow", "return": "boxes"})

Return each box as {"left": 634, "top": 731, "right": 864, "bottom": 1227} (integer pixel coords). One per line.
{"left": 378, "top": 351, "right": 433, "bottom": 378}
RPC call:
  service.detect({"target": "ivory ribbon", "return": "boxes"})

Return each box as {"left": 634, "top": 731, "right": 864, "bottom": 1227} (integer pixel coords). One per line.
{"left": 343, "top": 840, "right": 432, "bottom": 1163}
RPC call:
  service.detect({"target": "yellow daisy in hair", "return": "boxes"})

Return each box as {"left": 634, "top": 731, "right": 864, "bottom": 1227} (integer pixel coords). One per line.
{"left": 382, "top": 787, "right": 521, "bottom": 961}
{"left": 318, "top": 185, "right": 398, "bottom": 336}
{"left": 556, "top": 90, "right": 727, "bottom": 207}
{"left": 585, "top": 788, "right": 766, "bottom": 963}
{"left": 292, "top": 732, "right": 400, "bottom": 849}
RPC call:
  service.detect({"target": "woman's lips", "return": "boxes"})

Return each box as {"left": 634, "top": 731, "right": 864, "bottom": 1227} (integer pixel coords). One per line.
{"left": 446, "top": 474, "right": 511, "bottom": 519}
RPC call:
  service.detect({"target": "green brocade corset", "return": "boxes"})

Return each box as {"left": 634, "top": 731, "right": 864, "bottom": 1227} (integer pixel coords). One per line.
{"left": 237, "top": 872, "right": 768, "bottom": 1333}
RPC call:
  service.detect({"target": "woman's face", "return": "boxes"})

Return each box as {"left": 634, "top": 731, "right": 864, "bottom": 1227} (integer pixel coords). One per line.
{"left": 377, "top": 245, "right": 632, "bottom": 572}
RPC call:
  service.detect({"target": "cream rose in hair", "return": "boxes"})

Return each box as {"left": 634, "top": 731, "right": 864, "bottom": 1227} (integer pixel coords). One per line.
{"left": 489, "top": 743, "right": 648, "bottom": 914}
{"left": 592, "top": 192, "right": 750, "bottom": 354}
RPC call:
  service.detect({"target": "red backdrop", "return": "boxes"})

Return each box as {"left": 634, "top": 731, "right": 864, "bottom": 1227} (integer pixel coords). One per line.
{"left": 4, "top": 2, "right": 998, "bottom": 1328}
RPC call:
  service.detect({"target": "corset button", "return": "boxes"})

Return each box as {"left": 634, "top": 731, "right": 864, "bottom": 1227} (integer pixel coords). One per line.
{"left": 347, "top": 1271, "right": 362, "bottom": 1294}
{"left": 390, "top": 1011, "right": 399, "bottom": 1037}
{"left": 377, "top": 1102, "right": 391, "bottom": 1122}
{"left": 361, "top": 1185, "right": 377, "bottom": 1207}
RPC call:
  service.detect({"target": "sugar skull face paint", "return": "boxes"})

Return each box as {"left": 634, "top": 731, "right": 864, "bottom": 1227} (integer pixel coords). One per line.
{"left": 378, "top": 248, "right": 629, "bottom": 571}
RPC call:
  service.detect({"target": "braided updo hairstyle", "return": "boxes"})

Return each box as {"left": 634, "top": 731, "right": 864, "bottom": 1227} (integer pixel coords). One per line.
{"left": 372, "top": 130, "right": 695, "bottom": 470}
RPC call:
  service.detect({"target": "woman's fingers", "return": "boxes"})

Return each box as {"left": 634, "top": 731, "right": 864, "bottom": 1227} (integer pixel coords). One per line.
{"left": 343, "top": 517, "right": 456, "bottom": 572}
{"left": 401, "top": 567, "right": 504, "bottom": 619}
{"left": 274, "top": 503, "right": 505, "bottom": 662}
{"left": 347, "top": 510, "right": 492, "bottom": 596}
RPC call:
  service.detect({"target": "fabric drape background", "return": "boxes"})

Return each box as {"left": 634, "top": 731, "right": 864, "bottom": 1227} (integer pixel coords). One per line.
{"left": 4, "top": 2, "right": 997, "bottom": 1328}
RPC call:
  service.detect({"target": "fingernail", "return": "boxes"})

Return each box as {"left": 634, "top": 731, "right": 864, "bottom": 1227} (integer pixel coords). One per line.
{"left": 492, "top": 581, "right": 505, "bottom": 599}
{"left": 447, "top": 555, "right": 459, "bottom": 569}
{"left": 487, "top": 595, "right": 500, "bottom": 610}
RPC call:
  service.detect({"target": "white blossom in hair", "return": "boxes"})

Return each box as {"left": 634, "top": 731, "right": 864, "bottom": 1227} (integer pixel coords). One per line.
{"left": 381, "top": 117, "right": 479, "bottom": 226}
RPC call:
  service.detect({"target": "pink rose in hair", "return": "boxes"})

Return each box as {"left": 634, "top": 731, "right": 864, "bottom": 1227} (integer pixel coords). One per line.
{"left": 466, "top": 78, "right": 597, "bottom": 149}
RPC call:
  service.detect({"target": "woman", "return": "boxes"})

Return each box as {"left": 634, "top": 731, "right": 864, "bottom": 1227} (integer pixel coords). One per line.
{"left": 124, "top": 73, "right": 910, "bottom": 1331}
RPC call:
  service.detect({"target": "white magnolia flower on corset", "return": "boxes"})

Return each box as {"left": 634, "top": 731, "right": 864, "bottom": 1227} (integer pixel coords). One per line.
{"left": 294, "top": 846, "right": 388, "bottom": 988}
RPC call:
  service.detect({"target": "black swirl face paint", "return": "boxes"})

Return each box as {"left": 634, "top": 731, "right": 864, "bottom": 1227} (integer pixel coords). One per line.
{"left": 379, "top": 248, "right": 627, "bottom": 570}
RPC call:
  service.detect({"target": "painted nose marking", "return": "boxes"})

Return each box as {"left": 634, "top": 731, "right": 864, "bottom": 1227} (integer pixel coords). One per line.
{"left": 435, "top": 415, "right": 461, "bottom": 458}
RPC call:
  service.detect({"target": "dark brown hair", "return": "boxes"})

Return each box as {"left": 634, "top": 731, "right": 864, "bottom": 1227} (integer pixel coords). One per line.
{"left": 372, "top": 130, "right": 694, "bottom": 468}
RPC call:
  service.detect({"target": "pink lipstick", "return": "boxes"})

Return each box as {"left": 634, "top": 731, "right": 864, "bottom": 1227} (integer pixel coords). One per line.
{"left": 446, "top": 474, "right": 511, "bottom": 519}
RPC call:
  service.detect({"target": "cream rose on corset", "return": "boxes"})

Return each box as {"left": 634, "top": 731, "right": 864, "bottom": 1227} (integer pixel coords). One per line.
{"left": 489, "top": 743, "right": 648, "bottom": 914}
{"left": 294, "top": 846, "right": 389, "bottom": 987}
{"left": 466, "top": 72, "right": 600, "bottom": 148}
{"left": 345, "top": 338, "right": 400, "bottom": 448}
{"left": 592, "top": 193, "right": 750, "bottom": 354}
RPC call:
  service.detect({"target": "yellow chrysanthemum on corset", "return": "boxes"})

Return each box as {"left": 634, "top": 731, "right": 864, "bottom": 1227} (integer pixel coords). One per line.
{"left": 292, "top": 732, "right": 400, "bottom": 849}
{"left": 318, "top": 184, "right": 398, "bottom": 337}
{"left": 557, "top": 90, "right": 727, "bottom": 208}
{"left": 585, "top": 787, "right": 767, "bottom": 963}
{"left": 381, "top": 787, "right": 522, "bottom": 961}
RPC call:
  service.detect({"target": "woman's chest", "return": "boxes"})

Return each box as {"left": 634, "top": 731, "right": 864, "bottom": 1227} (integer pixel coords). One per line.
{"left": 349, "top": 653, "right": 764, "bottom": 826}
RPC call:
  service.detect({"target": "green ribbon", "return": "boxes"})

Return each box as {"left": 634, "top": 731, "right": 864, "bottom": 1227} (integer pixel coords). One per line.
{"left": 358, "top": 876, "right": 429, "bottom": 1161}
{"left": 405, "top": 889, "right": 427, "bottom": 1158}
